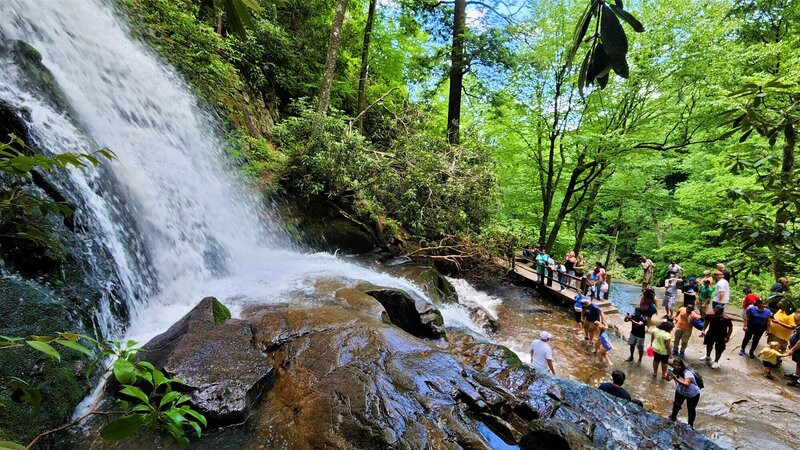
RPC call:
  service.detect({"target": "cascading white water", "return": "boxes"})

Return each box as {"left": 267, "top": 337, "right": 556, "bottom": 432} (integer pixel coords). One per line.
{"left": 0, "top": 0, "right": 431, "bottom": 343}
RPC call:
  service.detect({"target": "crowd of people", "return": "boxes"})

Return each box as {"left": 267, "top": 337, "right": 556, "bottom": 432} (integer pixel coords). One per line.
{"left": 522, "top": 243, "right": 608, "bottom": 298}
{"left": 529, "top": 255, "right": 800, "bottom": 430}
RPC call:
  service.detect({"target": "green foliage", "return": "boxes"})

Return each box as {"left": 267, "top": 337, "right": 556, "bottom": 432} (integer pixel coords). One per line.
{"left": 0, "top": 334, "right": 206, "bottom": 448}
{"left": 0, "top": 134, "right": 114, "bottom": 254}
{"left": 274, "top": 102, "right": 494, "bottom": 242}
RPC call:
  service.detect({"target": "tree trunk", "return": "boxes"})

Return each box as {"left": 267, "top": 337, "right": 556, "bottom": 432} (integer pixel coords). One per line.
{"left": 649, "top": 207, "right": 663, "bottom": 247}
{"left": 216, "top": 13, "right": 223, "bottom": 35}
{"left": 604, "top": 200, "right": 624, "bottom": 268}
{"left": 573, "top": 179, "right": 602, "bottom": 255}
{"left": 447, "top": 0, "right": 466, "bottom": 145}
{"left": 356, "top": 0, "right": 377, "bottom": 132}
{"left": 773, "top": 122, "right": 796, "bottom": 278}
{"left": 317, "top": 0, "right": 349, "bottom": 117}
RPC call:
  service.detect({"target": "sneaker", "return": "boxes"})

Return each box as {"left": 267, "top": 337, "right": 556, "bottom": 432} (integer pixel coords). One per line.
{"left": 700, "top": 356, "right": 710, "bottom": 362}
{"left": 636, "top": 360, "right": 642, "bottom": 367}
{"left": 672, "top": 349, "right": 678, "bottom": 356}
{"left": 784, "top": 373, "right": 799, "bottom": 379}
{"left": 749, "top": 352, "right": 756, "bottom": 359}
{"left": 679, "top": 352, "right": 686, "bottom": 359}
{"left": 625, "top": 356, "right": 634, "bottom": 362}
{"left": 739, "top": 350, "right": 746, "bottom": 356}
{"left": 787, "top": 380, "right": 800, "bottom": 387}
{"left": 711, "top": 361, "right": 720, "bottom": 369}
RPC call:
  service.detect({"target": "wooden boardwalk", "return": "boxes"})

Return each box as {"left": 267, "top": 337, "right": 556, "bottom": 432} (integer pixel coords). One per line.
{"left": 498, "top": 254, "right": 619, "bottom": 315}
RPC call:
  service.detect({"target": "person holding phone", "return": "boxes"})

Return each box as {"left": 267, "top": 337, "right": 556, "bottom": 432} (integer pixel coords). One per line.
{"left": 666, "top": 358, "right": 701, "bottom": 428}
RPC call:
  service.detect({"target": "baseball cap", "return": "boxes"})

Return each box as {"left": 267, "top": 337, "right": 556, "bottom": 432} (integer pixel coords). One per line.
{"left": 688, "top": 277, "right": 696, "bottom": 282}
{"left": 540, "top": 331, "right": 552, "bottom": 340}
{"left": 703, "top": 270, "right": 711, "bottom": 275}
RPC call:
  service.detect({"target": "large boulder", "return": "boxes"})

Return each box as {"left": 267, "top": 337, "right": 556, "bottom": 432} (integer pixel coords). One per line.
{"left": 393, "top": 265, "right": 458, "bottom": 305}
{"left": 141, "top": 297, "right": 273, "bottom": 425}
{"left": 243, "top": 305, "right": 532, "bottom": 449}
{"left": 357, "top": 283, "right": 445, "bottom": 339}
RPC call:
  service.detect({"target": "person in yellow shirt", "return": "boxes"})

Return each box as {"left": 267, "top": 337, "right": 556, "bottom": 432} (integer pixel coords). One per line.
{"left": 758, "top": 341, "right": 784, "bottom": 379}
{"left": 769, "top": 302, "right": 797, "bottom": 352}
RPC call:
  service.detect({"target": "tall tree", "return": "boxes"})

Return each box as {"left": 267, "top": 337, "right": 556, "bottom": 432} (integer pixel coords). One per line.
{"left": 446, "top": 0, "right": 467, "bottom": 144}
{"left": 318, "top": 0, "right": 350, "bottom": 116}
{"left": 356, "top": 0, "right": 379, "bottom": 131}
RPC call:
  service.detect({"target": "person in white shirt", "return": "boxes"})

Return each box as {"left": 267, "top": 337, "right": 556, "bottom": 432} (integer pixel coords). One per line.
{"left": 530, "top": 331, "right": 555, "bottom": 375}
{"left": 714, "top": 271, "right": 730, "bottom": 309}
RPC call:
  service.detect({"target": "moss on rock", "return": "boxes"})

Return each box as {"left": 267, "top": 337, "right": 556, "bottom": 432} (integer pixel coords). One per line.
{"left": 211, "top": 298, "right": 231, "bottom": 325}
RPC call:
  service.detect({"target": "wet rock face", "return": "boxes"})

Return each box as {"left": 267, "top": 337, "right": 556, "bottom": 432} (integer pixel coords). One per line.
{"left": 393, "top": 265, "right": 458, "bottom": 305}
{"left": 358, "top": 283, "right": 446, "bottom": 339}
{"left": 244, "top": 305, "right": 528, "bottom": 449}
{"left": 141, "top": 297, "right": 273, "bottom": 425}
{"left": 128, "top": 297, "right": 720, "bottom": 450}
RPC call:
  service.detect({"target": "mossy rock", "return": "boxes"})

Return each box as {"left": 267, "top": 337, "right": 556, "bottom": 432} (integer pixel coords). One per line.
{"left": 212, "top": 298, "right": 231, "bottom": 325}
{"left": 0, "top": 275, "right": 94, "bottom": 444}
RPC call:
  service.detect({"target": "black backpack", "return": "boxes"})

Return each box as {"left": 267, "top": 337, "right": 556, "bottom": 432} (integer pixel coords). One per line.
{"left": 688, "top": 369, "right": 704, "bottom": 390}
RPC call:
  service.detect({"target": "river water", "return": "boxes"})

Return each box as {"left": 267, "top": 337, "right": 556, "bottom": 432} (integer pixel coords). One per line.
{"left": 448, "top": 278, "right": 800, "bottom": 450}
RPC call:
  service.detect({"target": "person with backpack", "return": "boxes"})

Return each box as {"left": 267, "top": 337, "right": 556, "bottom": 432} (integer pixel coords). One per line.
{"left": 667, "top": 357, "right": 702, "bottom": 428}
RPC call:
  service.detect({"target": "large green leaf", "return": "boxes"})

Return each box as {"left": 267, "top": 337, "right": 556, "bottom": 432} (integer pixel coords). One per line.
{"left": 119, "top": 385, "right": 150, "bottom": 404}
{"left": 113, "top": 359, "right": 136, "bottom": 384}
{"left": 54, "top": 339, "right": 94, "bottom": 357}
{"left": 26, "top": 341, "right": 60, "bottom": 361}
{"left": 100, "top": 415, "right": 145, "bottom": 441}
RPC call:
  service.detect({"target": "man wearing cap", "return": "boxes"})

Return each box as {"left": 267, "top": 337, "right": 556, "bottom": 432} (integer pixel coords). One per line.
{"left": 530, "top": 331, "right": 555, "bottom": 374}
{"left": 698, "top": 277, "right": 714, "bottom": 317}
{"left": 681, "top": 277, "right": 697, "bottom": 308}
{"left": 702, "top": 304, "right": 733, "bottom": 369}
{"left": 581, "top": 298, "right": 605, "bottom": 342}
{"left": 713, "top": 271, "right": 730, "bottom": 311}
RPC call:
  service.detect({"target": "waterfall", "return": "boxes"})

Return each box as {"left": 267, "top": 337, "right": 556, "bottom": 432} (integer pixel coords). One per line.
{"left": 0, "top": 0, "right": 426, "bottom": 343}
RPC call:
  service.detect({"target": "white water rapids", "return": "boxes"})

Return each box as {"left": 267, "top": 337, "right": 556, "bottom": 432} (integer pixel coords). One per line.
{"left": 0, "top": 0, "right": 445, "bottom": 344}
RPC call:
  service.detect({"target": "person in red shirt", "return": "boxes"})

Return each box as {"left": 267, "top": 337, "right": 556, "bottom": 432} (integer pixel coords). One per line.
{"left": 741, "top": 287, "right": 760, "bottom": 319}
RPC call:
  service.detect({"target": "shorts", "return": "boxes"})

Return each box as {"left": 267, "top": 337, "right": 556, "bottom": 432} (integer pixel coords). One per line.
{"left": 653, "top": 351, "right": 669, "bottom": 363}
{"left": 574, "top": 310, "right": 583, "bottom": 323}
{"left": 793, "top": 351, "right": 800, "bottom": 364}
{"left": 703, "top": 336, "right": 727, "bottom": 352}
{"left": 763, "top": 361, "right": 777, "bottom": 369}
{"left": 663, "top": 295, "right": 676, "bottom": 309}
{"left": 628, "top": 335, "right": 645, "bottom": 350}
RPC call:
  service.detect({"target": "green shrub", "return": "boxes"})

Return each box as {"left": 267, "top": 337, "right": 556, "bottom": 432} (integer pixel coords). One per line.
{"left": 273, "top": 102, "right": 495, "bottom": 243}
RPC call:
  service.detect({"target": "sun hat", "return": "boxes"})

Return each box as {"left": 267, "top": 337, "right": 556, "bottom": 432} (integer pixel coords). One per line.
{"left": 540, "top": 331, "right": 552, "bottom": 340}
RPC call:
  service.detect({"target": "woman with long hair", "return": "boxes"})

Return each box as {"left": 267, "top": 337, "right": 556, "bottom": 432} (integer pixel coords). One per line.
{"left": 666, "top": 358, "right": 701, "bottom": 428}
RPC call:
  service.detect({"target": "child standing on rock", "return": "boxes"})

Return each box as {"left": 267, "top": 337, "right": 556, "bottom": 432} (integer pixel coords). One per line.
{"left": 758, "top": 341, "right": 784, "bottom": 379}
{"left": 595, "top": 321, "right": 613, "bottom": 365}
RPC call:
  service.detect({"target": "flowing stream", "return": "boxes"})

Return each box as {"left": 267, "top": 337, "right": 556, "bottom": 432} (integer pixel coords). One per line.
{"left": 0, "top": 0, "right": 427, "bottom": 344}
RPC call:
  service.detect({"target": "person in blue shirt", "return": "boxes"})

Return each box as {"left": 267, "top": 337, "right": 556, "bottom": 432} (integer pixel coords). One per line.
{"left": 573, "top": 290, "right": 589, "bottom": 333}
{"left": 598, "top": 370, "right": 631, "bottom": 401}
{"left": 595, "top": 321, "right": 613, "bottom": 365}
{"left": 740, "top": 299, "right": 774, "bottom": 358}
{"left": 535, "top": 245, "right": 549, "bottom": 284}
{"left": 580, "top": 298, "right": 605, "bottom": 342}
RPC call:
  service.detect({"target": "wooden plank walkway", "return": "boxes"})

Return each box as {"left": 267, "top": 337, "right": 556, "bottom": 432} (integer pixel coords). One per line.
{"left": 497, "top": 254, "right": 619, "bottom": 315}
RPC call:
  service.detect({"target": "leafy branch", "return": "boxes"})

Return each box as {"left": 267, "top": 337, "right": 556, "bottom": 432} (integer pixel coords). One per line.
{"left": 0, "top": 334, "right": 206, "bottom": 449}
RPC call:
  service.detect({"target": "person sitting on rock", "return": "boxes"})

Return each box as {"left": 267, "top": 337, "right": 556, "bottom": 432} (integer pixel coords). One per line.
{"left": 530, "top": 331, "right": 555, "bottom": 375}
{"left": 598, "top": 370, "right": 631, "bottom": 401}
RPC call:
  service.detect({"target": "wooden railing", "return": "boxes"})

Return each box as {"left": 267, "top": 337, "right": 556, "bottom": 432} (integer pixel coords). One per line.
{"left": 515, "top": 253, "right": 612, "bottom": 300}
